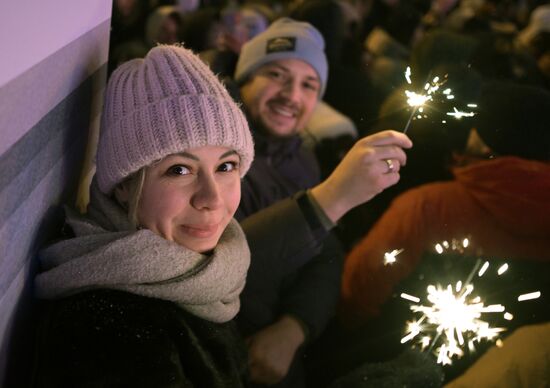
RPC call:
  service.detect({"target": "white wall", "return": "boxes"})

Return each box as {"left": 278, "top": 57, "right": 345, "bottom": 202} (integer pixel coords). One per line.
{"left": 0, "top": 1, "right": 112, "bottom": 384}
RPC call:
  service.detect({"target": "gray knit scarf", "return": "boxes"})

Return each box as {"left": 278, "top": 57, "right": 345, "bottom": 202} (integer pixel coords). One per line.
{"left": 35, "top": 180, "right": 250, "bottom": 323}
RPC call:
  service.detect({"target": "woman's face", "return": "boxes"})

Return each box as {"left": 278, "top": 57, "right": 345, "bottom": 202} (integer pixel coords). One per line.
{"left": 137, "top": 146, "right": 241, "bottom": 253}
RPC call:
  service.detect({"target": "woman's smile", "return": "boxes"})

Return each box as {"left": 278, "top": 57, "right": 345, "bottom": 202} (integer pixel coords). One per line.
{"left": 180, "top": 223, "right": 220, "bottom": 239}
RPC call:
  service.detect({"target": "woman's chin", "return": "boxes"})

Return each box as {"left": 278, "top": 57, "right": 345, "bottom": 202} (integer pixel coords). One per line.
{"left": 176, "top": 236, "right": 220, "bottom": 254}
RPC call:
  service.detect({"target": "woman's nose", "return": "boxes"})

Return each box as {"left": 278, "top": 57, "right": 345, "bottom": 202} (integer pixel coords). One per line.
{"left": 191, "top": 173, "right": 223, "bottom": 210}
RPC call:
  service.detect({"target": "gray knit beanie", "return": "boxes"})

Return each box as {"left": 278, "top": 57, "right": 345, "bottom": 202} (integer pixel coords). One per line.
{"left": 96, "top": 44, "right": 254, "bottom": 194}
{"left": 234, "top": 17, "right": 328, "bottom": 97}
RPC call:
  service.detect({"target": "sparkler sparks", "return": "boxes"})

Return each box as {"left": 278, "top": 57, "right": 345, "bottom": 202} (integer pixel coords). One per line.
{"left": 478, "top": 261, "right": 489, "bottom": 277}
{"left": 517, "top": 291, "right": 541, "bottom": 301}
{"left": 497, "top": 264, "right": 509, "bottom": 275}
{"left": 402, "top": 67, "right": 477, "bottom": 132}
{"left": 435, "top": 238, "right": 471, "bottom": 255}
{"left": 402, "top": 67, "right": 444, "bottom": 133}
{"left": 400, "top": 264, "right": 507, "bottom": 365}
{"left": 446, "top": 107, "right": 475, "bottom": 119}
{"left": 401, "top": 293, "right": 421, "bottom": 303}
{"left": 384, "top": 248, "right": 404, "bottom": 265}
{"left": 398, "top": 238, "right": 543, "bottom": 365}
{"left": 405, "top": 90, "right": 433, "bottom": 108}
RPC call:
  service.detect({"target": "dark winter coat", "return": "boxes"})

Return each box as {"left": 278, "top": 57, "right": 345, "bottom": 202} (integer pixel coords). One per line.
{"left": 236, "top": 130, "right": 321, "bottom": 219}
{"left": 32, "top": 289, "right": 249, "bottom": 388}
{"left": 235, "top": 123, "right": 344, "bottom": 352}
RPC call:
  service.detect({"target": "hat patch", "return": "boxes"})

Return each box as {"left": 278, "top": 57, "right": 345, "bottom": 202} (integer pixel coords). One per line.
{"left": 266, "top": 37, "right": 296, "bottom": 53}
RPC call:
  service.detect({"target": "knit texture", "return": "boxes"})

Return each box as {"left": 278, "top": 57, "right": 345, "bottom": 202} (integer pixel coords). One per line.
{"left": 35, "top": 179, "right": 251, "bottom": 323}
{"left": 234, "top": 17, "right": 328, "bottom": 97}
{"left": 96, "top": 44, "right": 254, "bottom": 194}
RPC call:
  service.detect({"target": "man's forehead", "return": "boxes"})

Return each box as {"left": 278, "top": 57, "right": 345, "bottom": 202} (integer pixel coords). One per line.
{"left": 258, "top": 59, "right": 320, "bottom": 81}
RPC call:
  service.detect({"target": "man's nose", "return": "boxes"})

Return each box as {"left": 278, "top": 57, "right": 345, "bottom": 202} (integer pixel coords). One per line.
{"left": 279, "top": 79, "right": 301, "bottom": 103}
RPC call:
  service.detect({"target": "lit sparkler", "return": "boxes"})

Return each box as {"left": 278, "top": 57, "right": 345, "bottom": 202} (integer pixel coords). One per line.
{"left": 402, "top": 67, "right": 477, "bottom": 133}
{"left": 398, "top": 239, "right": 541, "bottom": 365}
{"left": 400, "top": 260, "right": 507, "bottom": 365}
{"left": 402, "top": 68, "right": 444, "bottom": 134}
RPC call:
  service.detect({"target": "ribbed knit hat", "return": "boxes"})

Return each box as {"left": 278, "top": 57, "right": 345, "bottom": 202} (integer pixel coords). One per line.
{"left": 96, "top": 44, "right": 254, "bottom": 194}
{"left": 234, "top": 17, "right": 328, "bottom": 97}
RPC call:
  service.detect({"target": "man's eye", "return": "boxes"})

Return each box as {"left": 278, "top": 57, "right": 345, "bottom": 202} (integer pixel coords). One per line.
{"left": 303, "top": 82, "right": 319, "bottom": 92}
{"left": 267, "top": 70, "right": 284, "bottom": 80}
{"left": 218, "top": 161, "right": 239, "bottom": 172}
{"left": 167, "top": 165, "right": 191, "bottom": 176}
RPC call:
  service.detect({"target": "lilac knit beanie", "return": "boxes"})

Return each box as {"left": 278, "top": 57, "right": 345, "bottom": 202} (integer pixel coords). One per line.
{"left": 96, "top": 44, "right": 254, "bottom": 194}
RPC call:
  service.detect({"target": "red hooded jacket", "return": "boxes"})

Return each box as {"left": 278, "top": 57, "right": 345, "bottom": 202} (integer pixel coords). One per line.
{"left": 340, "top": 157, "right": 550, "bottom": 325}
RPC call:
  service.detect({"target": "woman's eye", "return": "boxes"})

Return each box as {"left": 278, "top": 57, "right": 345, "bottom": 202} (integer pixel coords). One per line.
{"left": 218, "top": 161, "right": 239, "bottom": 173}
{"left": 167, "top": 165, "right": 191, "bottom": 176}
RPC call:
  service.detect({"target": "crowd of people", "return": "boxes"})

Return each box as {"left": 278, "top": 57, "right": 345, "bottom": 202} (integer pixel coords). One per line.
{"left": 31, "top": 0, "right": 550, "bottom": 387}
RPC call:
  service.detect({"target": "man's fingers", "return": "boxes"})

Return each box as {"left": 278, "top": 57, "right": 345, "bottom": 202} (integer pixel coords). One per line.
{"left": 381, "top": 158, "right": 401, "bottom": 174}
{"left": 362, "top": 145, "right": 408, "bottom": 166}
{"left": 358, "top": 130, "right": 413, "bottom": 149}
{"left": 380, "top": 169, "right": 401, "bottom": 187}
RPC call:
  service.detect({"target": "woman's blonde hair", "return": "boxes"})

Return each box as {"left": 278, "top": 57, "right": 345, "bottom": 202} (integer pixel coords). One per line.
{"left": 115, "top": 168, "right": 147, "bottom": 229}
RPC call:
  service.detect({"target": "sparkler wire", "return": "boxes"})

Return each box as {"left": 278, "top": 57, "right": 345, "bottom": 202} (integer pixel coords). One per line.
{"left": 402, "top": 107, "right": 417, "bottom": 135}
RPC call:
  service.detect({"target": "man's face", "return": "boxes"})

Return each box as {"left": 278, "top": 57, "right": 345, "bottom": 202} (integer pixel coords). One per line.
{"left": 240, "top": 58, "right": 320, "bottom": 137}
